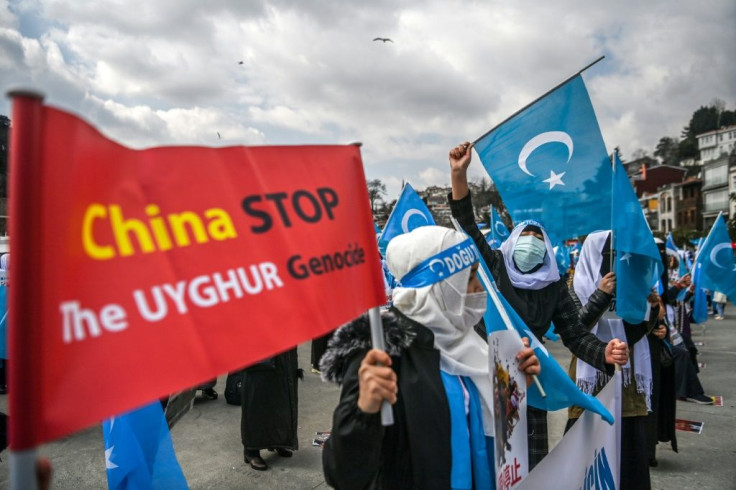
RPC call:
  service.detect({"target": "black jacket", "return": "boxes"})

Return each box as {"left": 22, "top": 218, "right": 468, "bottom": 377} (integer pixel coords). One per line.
{"left": 449, "top": 192, "right": 611, "bottom": 373}
{"left": 321, "top": 309, "right": 451, "bottom": 490}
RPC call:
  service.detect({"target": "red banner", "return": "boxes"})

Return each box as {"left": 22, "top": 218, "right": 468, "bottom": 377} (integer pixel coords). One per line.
{"left": 8, "top": 95, "right": 385, "bottom": 449}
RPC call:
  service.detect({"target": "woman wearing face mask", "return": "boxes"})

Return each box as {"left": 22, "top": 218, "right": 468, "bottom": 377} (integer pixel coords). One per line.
{"left": 321, "top": 226, "right": 540, "bottom": 489}
{"left": 448, "top": 142, "right": 629, "bottom": 469}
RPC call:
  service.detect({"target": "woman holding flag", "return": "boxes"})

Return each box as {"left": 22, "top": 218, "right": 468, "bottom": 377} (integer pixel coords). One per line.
{"left": 448, "top": 142, "right": 630, "bottom": 469}
{"left": 320, "top": 225, "right": 540, "bottom": 489}
{"left": 569, "top": 230, "right": 662, "bottom": 489}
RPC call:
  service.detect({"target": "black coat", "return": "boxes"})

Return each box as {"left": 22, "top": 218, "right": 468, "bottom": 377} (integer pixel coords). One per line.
{"left": 240, "top": 348, "right": 299, "bottom": 451}
{"left": 321, "top": 309, "right": 452, "bottom": 489}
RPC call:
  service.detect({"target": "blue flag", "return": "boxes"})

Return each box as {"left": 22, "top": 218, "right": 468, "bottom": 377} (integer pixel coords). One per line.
{"left": 378, "top": 183, "right": 435, "bottom": 254}
{"left": 691, "top": 264, "right": 709, "bottom": 324}
{"left": 554, "top": 243, "right": 570, "bottom": 275}
{"left": 612, "top": 155, "right": 663, "bottom": 324}
{"left": 474, "top": 75, "right": 611, "bottom": 243}
{"left": 486, "top": 206, "right": 510, "bottom": 250}
{"left": 478, "top": 258, "right": 613, "bottom": 423}
{"left": 103, "top": 402, "right": 188, "bottom": 490}
{"left": 374, "top": 222, "right": 381, "bottom": 234}
{"left": 666, "top": 233, "right": 688, "bottom": 278}
{"left": 694, "top": 214, "right": 736, "bottom": 303}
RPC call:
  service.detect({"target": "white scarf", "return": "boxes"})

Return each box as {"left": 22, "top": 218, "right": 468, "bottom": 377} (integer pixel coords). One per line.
{"left": 574, "top": 231, "right": 652, "bottom": 411}
{"left": 499, "top": 222, "right": 559, "bottom": 290}
{"left": 387, "top": 226, "right": 494, "bottom": 435}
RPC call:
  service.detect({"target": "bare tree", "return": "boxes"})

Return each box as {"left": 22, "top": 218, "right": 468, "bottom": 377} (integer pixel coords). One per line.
{"left": 366, "top": 179, "right": 386, "bottom": 213}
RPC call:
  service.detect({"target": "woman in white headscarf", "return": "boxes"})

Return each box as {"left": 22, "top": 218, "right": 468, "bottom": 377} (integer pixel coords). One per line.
{"left": 448, "top": 142, "right": 629, "bottom": 469}
{"left": 321, "top": 226, "right": 540, "bottom": 489}
{"left": 568, "top": 230, "right": 658, "bottom": 490}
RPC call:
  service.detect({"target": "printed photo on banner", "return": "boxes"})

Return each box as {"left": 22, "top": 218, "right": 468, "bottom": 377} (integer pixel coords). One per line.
{"left": 491, "top": 330, "right": 528, "bottom": 490}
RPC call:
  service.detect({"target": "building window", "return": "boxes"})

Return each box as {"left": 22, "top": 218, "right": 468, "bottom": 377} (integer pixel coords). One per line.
{"left": 667, "top": 197, "right": 672, "bottom": 212}
{"left": 705, "top": 164, "right": 728, "bottom": 187}
{"left": 704, "top": 189, "right": 729, "bottom": 212}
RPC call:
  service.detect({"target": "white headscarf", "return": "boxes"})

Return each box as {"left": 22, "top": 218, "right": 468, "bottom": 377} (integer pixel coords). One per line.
{"left": 574, "top": 231, "right": 652, "bottom": 410}
{"left": 387, "top": 226, "right": 494, "bottom": 435}
{"left": 499, "top": 222, "right": 559, "bottom": 290}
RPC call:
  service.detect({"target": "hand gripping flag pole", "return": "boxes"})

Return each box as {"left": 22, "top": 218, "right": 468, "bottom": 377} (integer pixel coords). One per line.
{"left": 451, "top": 218, "right": 546, "bottom": 398}
{"left": 368, "top": 307, "right": 394, "bottom": 426}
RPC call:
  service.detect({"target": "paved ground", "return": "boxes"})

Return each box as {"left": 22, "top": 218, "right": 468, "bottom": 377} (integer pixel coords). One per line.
{"left": 0, "top": 309, "right": 734, "bottom": 489}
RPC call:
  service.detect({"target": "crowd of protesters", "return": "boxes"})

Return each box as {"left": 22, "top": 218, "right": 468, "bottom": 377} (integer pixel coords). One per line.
{"left": 7, "top": 140, "right": 722, "bottom": 488}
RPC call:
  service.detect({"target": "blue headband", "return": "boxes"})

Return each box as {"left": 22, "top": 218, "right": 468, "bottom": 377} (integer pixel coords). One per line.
{"left": 398, "top": 238, "right": 479, "bottom": 288}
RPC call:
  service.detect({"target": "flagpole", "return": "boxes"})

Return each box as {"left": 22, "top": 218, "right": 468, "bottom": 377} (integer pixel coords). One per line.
{"left": 7, "top": 88, "right": 46, "bottom": 490}
{"left": 451, "top": 218, "right": 546, "bottom": 397}
{"left": 368, "top": 307, "right": 394, "bottom": 426}
{"left": 610, "top": 153, "right": 616, "bottom": 275}
{"left": 473, "top": 56, "right": 605, "bottom": 145}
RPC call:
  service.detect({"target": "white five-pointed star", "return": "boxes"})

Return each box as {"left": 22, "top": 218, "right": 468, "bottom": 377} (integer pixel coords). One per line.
{"left": 542, "top": 170, "right": 566, "bottom": 190}
{"left": 105, "top": 446, "right": 119, "bottom": 470}
{"left": 619, "top": 252, "right": 632, "bottom": 265}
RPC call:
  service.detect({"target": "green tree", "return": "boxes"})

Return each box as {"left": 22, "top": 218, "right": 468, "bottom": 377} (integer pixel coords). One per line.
{"left": 654, "top": 136, "right": 679, "bottom": 166}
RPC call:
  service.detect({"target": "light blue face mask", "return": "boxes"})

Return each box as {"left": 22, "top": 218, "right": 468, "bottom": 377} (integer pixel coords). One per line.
{"left": 513, "top": 235, "right": 547, "bottom": 273}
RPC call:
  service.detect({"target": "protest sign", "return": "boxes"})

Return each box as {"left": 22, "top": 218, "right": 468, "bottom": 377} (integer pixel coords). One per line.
{"left": 8, "top": 94, "right": 385, "bottom": 449}
{"left": 517, "top": 372, "right": 621, "bottom": 490}
{"left": 490, "top": 330, "right": 528, "bottom": 490}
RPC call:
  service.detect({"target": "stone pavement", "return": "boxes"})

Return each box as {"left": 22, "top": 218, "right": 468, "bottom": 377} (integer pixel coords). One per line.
{"left": 0, "top": 310, "right": 734, "bottom": 489}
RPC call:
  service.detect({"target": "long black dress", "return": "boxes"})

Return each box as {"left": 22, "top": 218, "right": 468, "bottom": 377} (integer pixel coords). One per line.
{"left": 240, "top": 348, "right": 299, "bottom": 452}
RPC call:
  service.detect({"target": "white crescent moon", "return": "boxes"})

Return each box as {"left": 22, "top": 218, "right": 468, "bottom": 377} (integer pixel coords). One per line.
{"left": 401, "top": 209, "right": 429, "bottom": 233}
{"left": 428, "top": 258, "right": 445, "bottom": 276}
{"left": 710, "top": 243, "right": 731, "bottom": 269}
{"left": 518, "top": 131, "right": 574, "bottom": 177}
{"left": 495, "top": 220, "right": 508, "bottom": 237}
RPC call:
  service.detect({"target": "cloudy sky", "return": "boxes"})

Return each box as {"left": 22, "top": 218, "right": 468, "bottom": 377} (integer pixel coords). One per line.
{"left": 1, "top": 0, "right": 734, "bottom": 199}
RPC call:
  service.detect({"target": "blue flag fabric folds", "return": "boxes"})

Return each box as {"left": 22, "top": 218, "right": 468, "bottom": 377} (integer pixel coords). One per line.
{"left": 477, "top": 258, "right": 613, "bottom": 423}
{"left": 474, "top": 75, "right": 611, "bottom": 244}
{"left": 554, "top": 243, "right": 570, "bottom": 275}
{"left": 486, "top": 206, "right": 510, "bottom": 250}
{"left": 666, "top": 233, "right": 688, "bottom": 278}
{"left": 691, "top": 264, "right": 709, "bottom": 324}
{"left": 103, "top": 402, "right": 188, "bottom": 490}
{"left": 378, "top": 183, "right": 435, "bottom": 254}
{"left": 694, "top": 214, "right": 736, "bottom": 303}
{"left": 612, "top": 155, "right": 663, "bottom": 324}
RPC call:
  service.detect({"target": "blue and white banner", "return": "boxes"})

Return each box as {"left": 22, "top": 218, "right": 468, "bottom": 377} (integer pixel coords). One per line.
{"left": 378, "top": 183, "right": 435, "bottom": 254}
{"left": 474, "top": 75, "right": 611, "bottom": 243}
{"left": 399, "top": 238, "right": 478, "bottom": 288}
{"left": 517, "top": 372, "right": 621, "bottom": 490}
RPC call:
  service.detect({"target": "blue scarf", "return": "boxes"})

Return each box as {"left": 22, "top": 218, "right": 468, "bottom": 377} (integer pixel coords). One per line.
{"left": 440, "top": 371, "right": 494, "bottom": 490}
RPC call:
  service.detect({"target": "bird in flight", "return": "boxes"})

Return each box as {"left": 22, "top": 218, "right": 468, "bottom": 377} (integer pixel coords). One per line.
{"left": 373, "top": 37, "right": 393, "bottom": 43}
{"left": 238, "top": 61, "right": 243, "bottom": 64}
{"left": 217, "top": 132, "right": 221, "bottom": 139}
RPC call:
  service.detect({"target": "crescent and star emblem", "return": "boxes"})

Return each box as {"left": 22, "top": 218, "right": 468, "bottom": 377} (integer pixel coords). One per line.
{"left": 401, "top": 209, "right": 429, "bottom": 233}
{"left": 517, "top": 131, "right": 573, "bottom": 190}
{"left": 710, "top": 243, "right": 733, "bottom": 270}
